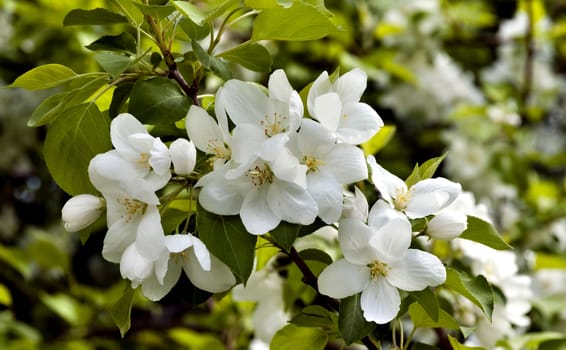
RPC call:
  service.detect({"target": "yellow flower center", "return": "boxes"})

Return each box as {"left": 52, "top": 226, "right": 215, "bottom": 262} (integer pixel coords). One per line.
{"left": 206, "top": 138, "right": 231, "bottom": 164}
{"left": 118, "top": 198, "right": 147, "bottom": 223}
{"left": 259, "top": 112, "right": 288, "bottom": 137}
{"left": 303, "top": 155, "right": 325, "bottom": 172}
{"left": 367, "top": 260, "right": 390, "bottom": 279}
{"left": 394, "top": 187, "right": 413, "bottom": 211}
{"left": 246, "top": 163, "right": 274, "bottom": 187}
{"left": 138, "top": 152, "right": 150, "bottom": 168}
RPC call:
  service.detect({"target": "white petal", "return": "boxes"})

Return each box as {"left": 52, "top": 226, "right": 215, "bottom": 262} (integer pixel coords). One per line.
{"left": 169, "top": 138, "right": 197, "bottom": 176}
{"left": 337, "top": 102, "right": 383, "bottom": 144}
{"left": 361, "top": 279, "right": 401, "bottom": 324}
{"left": 102, "top": 216, "right": 138, "bottom": 263}
{"left": 120, "top": 243, "right": 153, "bottom": 285}
{"left": 307, "top": 172, "right": 343, "bottom": 224}
{"left": 111, "top": 113, "right": 148, "bottom": 159}
{"left": 307, "top": 71, "right": 332, "bottom": 116}
{"left": 406, "top": 178, "right": 462, "bottom": 218}
{"left": 198, "top": 174, "right": 245, "bottom": 215}
{"left": 141, "top": 256, "right": 183, "bottom": 301}
{"left": 219, "top": 80, "right": 268, "bottom": 125}
{"left": 341, "top": 186, "right": 369, "bottom": 221}
{"left": 62, "top": 194, "right": 104, "bottom": 232}
{"left": 186, "top": 105, "right": 230, "bottom": 155}
{"left": 154, "top": 249, "right": 170, "bottom": 284}
{"left": 335, "top": 68, "right": 367, "bottom": 104}
{"left": 318, "top": 258, "right": 370, "bottom": 299}
{"left": 164, "top": 234, "right": 194, "bottom": 253}
{"left": 240, "top": 188, "right": 280, "bottom": 235}
{"left": 322, "top": 143, "right": 368, "bottom": 184}
{"left": 190, "top": 235, "right": 211, "bottom": 271}
{"left": 135, "top": 206, "right": 166, "bottom": 261}
{"left": 287, "top": 91, "right": 304, "bottom": 132}
{"left": 338, "top": 218, "right": 381, "bottom": 265}
{"left": 367, "top": 155, "right": 406, "bottom": 204}
{"left": 268, "top": 69, "right": 294, "bottom": 102}
{"left": 149, "top": 137, "right": 171, "bottom": 176}
{"left": 297, "top": 118, "right": 335, "bottom": 156}
{"left": 184, "top": 252, "right": 236, "bottom": 293}
{"left": 427, "top": 211, "right": 468, "bottom": 240}
{"left": 369, "top": 206, "right": 412, "bottom": 264}
{"left": 387, "top": 249, "right": 446, "bottom": 291}
{"left": 267, "top": 179, "right": 317, "bottom": 226}
{"left": 270, "top": 148, "right": 308, "bottom": 188}
{"left": 313, "top": 92, "right": 342, "bottom": 132}
{"left": 231, "top": 124, "right": 266, "bottom": 163}
{"left": 259, "top": 133, "right": 289, "bottom": 162}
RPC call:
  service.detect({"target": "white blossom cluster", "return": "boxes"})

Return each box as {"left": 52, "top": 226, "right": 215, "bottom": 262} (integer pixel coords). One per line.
{"left": 60, "top": 68, "right": 475, "bottom": 328}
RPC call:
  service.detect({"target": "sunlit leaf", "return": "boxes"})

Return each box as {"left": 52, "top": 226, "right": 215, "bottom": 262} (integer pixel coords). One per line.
{"left": 94, "top": 51, "right": 133, "bottom": 78}
{"left": 408, "top": 302, "right": 460, "bottom": 330}
{"left": 361, "top": 125, "right": 396, "bottom": 156}
{"left": 444, "top": 267, "right": 494, "bottom": 321}
{"left": 459, "top": 216, "right": 512, "bottom": 250}
{"left": 410, "top": 287, "right": 439, "bottom": 322}
{"left": 218, "top": 43, "right": 272, "bottom": 72}
{"left": 0, "top": 284, "right": 13, "bottom": 307}
{"left": 111, "top": 285, "right": 136, "bottom": 338}
{"left": 63, "top": 8, "right": 128, "bottom": 26}
{"left": 9, "top": 64, "right": 77, "bottom": 90}
{"left": 86, "top": 32, "right": 137, "bottom": 53}
{"left": 191, "top": 41, "right": 232, "bottom": 80}
{"left": 448, "top": 335, "right": 485, "bottom": 350}
{"left": 179, "top": 17, "right": 210, "bottom": 41}
{"left": 271, "top": 324, "right": 328, "bottom": 350}
{"left": 134, "top": 3, "right": 176, "bottom": 19}
{"left": 111, "top": 0, "right": 144, "bottom": 26}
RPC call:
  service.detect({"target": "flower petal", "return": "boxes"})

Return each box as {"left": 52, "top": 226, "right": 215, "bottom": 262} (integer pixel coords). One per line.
{"left": 184, "top": 252, "right": 236, "bottom": 293}
{"left": 367, "top": 155, "right": 406, "bottom": 204}
{"left": 387, "top": 249, "right": 446, "bottom": 291}
{"left": 219, "top": 79, "right": 268, "bottom": 125}
{"left": 190, "top": 235, "right": 211, "bottom": 271}
{"left": 322, "top": 143, "right": 368, "bottom": 184}
{"left": 297, "top": 118, "right": 335, "bottom": 156}
{"left": 120, "top": 243, "right": 153, "bottom": 287}
{"left": 240, "top": 187, "right": 280, "bottom": 235}
{"left": 307, "top": 71, "right": 332, "bottom": 116}
{"left": 231, "top": 124, "right": 266, "bottom": 163}
{"left": 149, "top": 137, "right": 171, "bottom": 176}
{"left": 406, "top": 178, "right": 462, "bottom": 218}
{"left": 141, "top": 256, "right": 183, "bottom": 301}
{"left": 268, "top": 69, "right": 294, "bottom": 102}
{"left": 369, "top": 205, "right": 412, "bottom": 264}
{"left": 361, "top": 279, "right": 401, "bottom": 324}
{"left": 307, "top": 172, "right": 343, "bottom": 224}
{"left": 198, "top": 171, "right": 245, "bottom": 216}
{"left": 313, "top": 92, "right": 342, "bottom": 132}
{"left": 164, "top": 234, "right": 194, "bottom": 253}
{"left": 318, "top": 258, "right": 370, "bottom": 299}
{"left": 338, "top": 218, "right": 380, "bottom": 265}
{"left": 335, "top": 68, "right": 367, "bottom": 104}
{"left": 102, "top": 215, "right": 138, "bottom": 263}
{"left": 338, "top": 102, "right": 383, "bottom": 144}
{"left": 267, "top": 179, "right": 317, "bottom": 226}
{"left": 427, "top": 211, "right": 468, "bottom": 240}
{"left": 186, "top": 105, "right": 230, "bottom": 155}
{"left": 135, "top": 206, "right": 166, "bottom": 261}
{"left": 110, "top": 113, "right": 147, "bottom": 159}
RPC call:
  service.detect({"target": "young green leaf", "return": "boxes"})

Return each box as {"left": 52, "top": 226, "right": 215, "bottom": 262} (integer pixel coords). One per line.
{"left": 134, "top": 3, "right": 175, "bottom": 19}
{"left": 339, "top": 293, "right": 376, "bottom": 344}
{"left": 459, "top": 216, "right": 513, "bottom": 250}
{"left": 290, "top": 305, "right": 335, "bottom": 329}
{"left": 111, "top": 0, "right": 144, "bottom": 26}
{"left": 203, "top": 0, "right": 240, "bottom": 23}
{"left": 196, "top": 205, "right": 256, "bottom": 284}
{"left": 418, "top": 153, "right": 447, "bottom": 180}
{"left": 218, "top": 43, "right": 273, "bottom": 72}
{"left": 271, "top": 324, "right": 328, "bottom": 350}
{"left": 86, "top": 32, "right": 137, "bottom": 53}
{"left": 448, "top": 335, "right": 486, "bottom": 350}
{"left": 179, "top": 17, "right": 210, "bottom": 41}
{"left": 44, "top": 103, "right": 112, "bottom": 195}
{"left": 410, "top": 287, "right": 439, "bottom": 322}
{"left": 128, "top": 77, "right": 192, "bottom": 125}
{"left": 9, "top": 64, "right": 77, "bottom": 90}
{"left": 408, "top": 302, "right": 460, "bottom": 330}
{"left": 111, "top": 285, "right": 136, "bottom": 338}
{"left": 63, "top": 8, "right": 128, "bottom": 26}
{"left": 444, "top": 267, "right": 494, "bottom": 321}
{"left": 191, "top": 41, "right": 232, "bottom": 81}
{"left": 94, "top": 52, "right": 133, "bottom": 78}
{"left": 173, "top": 1, "right": 206, "bottom": 24}
{"left": 251, "top": 2, "right": 340, "bottom": 41}
{"left": 361, "top": 125, "right": 396, "bottom": 156}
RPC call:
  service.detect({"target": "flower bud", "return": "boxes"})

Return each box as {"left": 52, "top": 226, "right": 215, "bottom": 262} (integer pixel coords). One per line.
{"left": 427, "top": 212, "right": 468, "bottom": 240}
{"left": 61, "top": 194, "right": 105, "bottom": 232}
{"left": 170, "top": 138, "right": 196, "bottom": 176}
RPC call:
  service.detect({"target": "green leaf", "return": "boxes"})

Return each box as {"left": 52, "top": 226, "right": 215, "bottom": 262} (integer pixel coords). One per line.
{"left": 86, "top": 32, "right": 137, "bottom": 53}
{"left": 410, "top": 287, "right": 439, "bottom": 322}
{"left": 9, "top": 64, "right": 78, "bottom": 90}
{"left": 111, "top": 0, "right": 144, "bottom": 26}
{"left": 128, "top": 77, "right": 192, "bottom": 125}
{"left": 179, "top": 17, "right": 210, "bottom": 41}
{"left": 290, "top": 305, "right": 335, "bottom": 328}
{"left": 404, "top": 163, "right": 421, "bottom": 189}
{"left": 28, "top": 76, "right": 108, "bottom": 127}
{"left": 269, "top": 222, "right": 301, "bottom": 252}
{"left": 218, "top": 43, "right": 273, "bottom": 72}
{"left": 203, "top": 0, "right": 240, "bottom": 23}
{"left": 298, "top": 248, "right": 333, "bottom": 265}
{"left": 444, "top": 267, "right": 494, "bottom": 321}
{"left": 0, "top": 245, "right": 32, "bottom": 279}
{"left": 361, "top": 125, "right": 396, "bottom": 156}
{"left": 94, "top": 52, "right": 133, "bottom": 78}
{"left": 173, "top": 1, "right": 206, "bottom": 24}
{"left": 191, "top": 41, "right": 232, "bottom": 80}
{"left": 134, "top": 3, "right": 176, "bottom": 19}
{"left": 44, "top": 103, "right": 112, "bottom": 195}
{"left": 408, "top": 302, "right": 460, "bottom": 330}
{"left": 271, "top": 324, "right": 328, "bottom": 350}
{"left": 196, "top": 205, "right": 256, "bottom": 284}
{"left": 339, "top": 293, "right": 376, "bottom": 344}
{"left": 405, "top": 154, "right": 447, "bottom": 188}
{"left": 63, "top": 8, "right": 128, "bottom": 26}
{"left": 448, "top": 335, "right": 486, "bottom": 350}
{"left": 40, "top": 293, "right": 92, "bottom": 326}
{"left": 111, "top": 285, "right": 136, "bottom": 338}
{"left": 251, "top": 2, "right": 340, "bottom": 41}
{"left": 0, "top": 284, "right": 12, "bottom": 307}
{"left": 459, "top": 216, "right": 512, "bottom": 250}
{"left": 109, "top": 81, "right": 134, "bottom": 117}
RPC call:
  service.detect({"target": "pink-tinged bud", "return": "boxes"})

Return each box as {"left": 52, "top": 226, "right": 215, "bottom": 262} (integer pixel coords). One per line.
{"left": 427, "top": 212, "right": 468, "bottom": 240}
{"left": 170, "top": 138, "right": 196, "bottom": 176}
{"left": 61, "top": 194, "right": 104, "bottom": 232}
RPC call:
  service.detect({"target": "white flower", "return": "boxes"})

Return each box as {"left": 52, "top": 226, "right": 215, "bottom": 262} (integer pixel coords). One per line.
{"left": 169, "top": 138, "right": 196, "bottom": 176}
{"left": 110, "top": 113, "right": 171, "bottom": 178}
{"left": 217, "top": 69, "right": 303, "bottom": 164}
{"left": 186, "top": 105, "right": 232, "bottom": 166}
{"left": 427, "top": 211, "right": 468, "bottom": 240}
{"left": 307, "top": 68, "right": 383, "bottom": 144}
{"left": 342, "top": 186, "right": 369, "bottom": 221}
{"left": 88, "top": 152, "right": 166, "bottom": 263}
{"left": 289, "top": 119, "right": 368, "bottom": 223}
{"left": 197, "top": 158, "right": 317, "bottom": 235}
{"left": 367, "top": 155, "right": 461, "bottom": 218}
{"left": 318, "top": 202, "right": 446, "bottom": 324}
{"left": 61, "top": 194, "right": 105, "bottom": 232}
{"left": 139, "top": 234, "right": 236, "bottom": 300}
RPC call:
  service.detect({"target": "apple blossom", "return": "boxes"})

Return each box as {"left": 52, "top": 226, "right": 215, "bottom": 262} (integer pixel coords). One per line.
{"left": 61, "top": 194, "right": 105, "bottom": 232}
{"left": 426, "top": 211, "right": 468, "bottom": 240}
{"left": 169, "top": 138, "right": 196, "bottom": 176}
{"left": 186, "top": 105, "right": 232, "bottom": 167}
